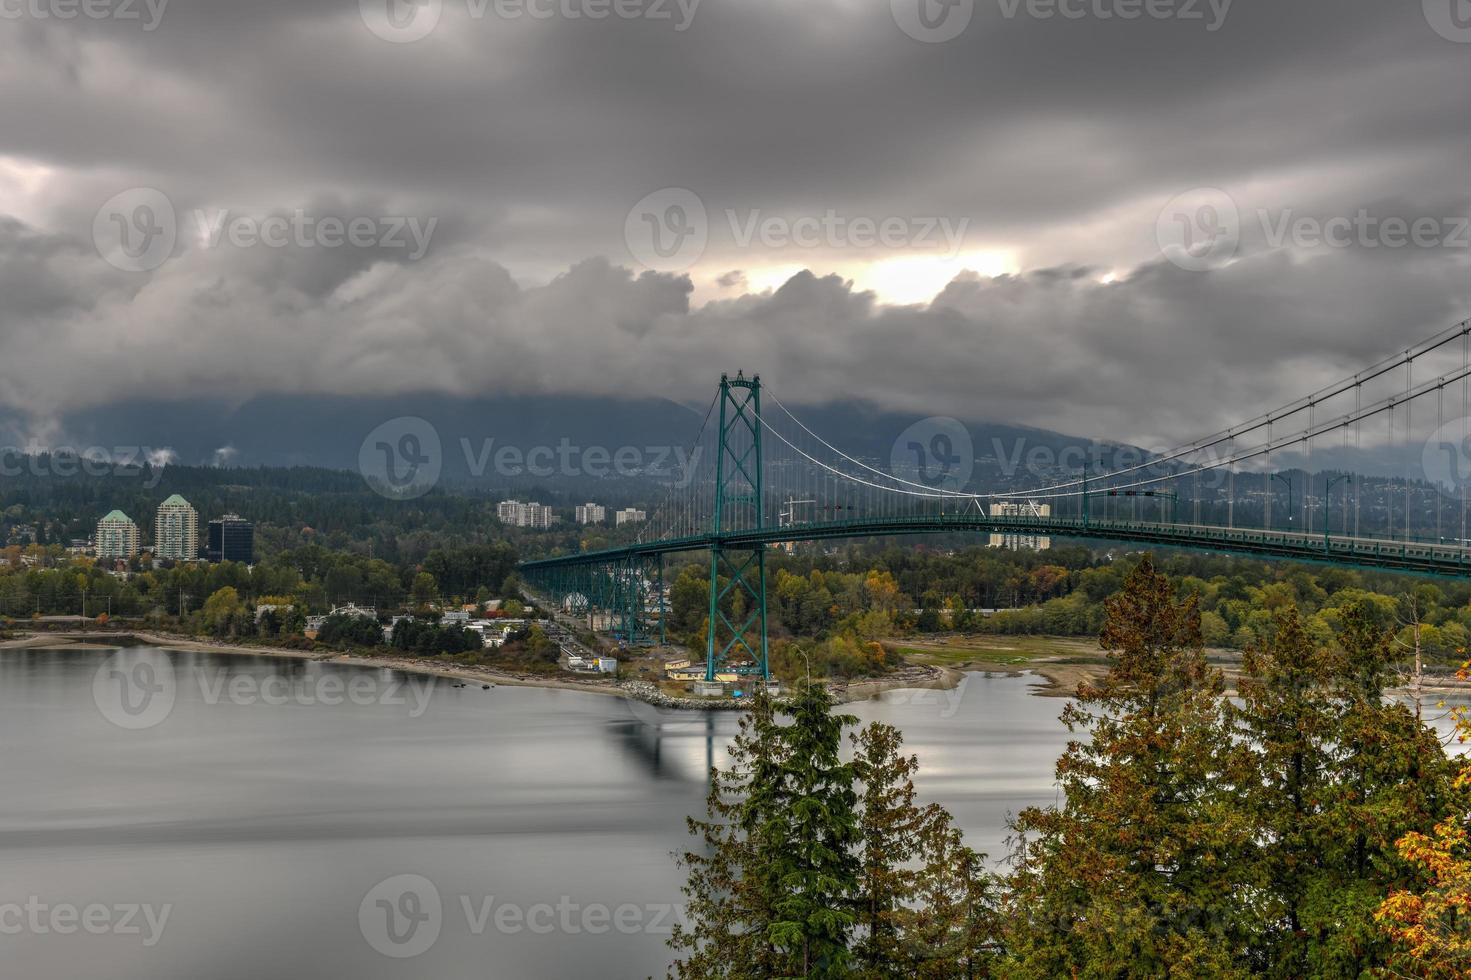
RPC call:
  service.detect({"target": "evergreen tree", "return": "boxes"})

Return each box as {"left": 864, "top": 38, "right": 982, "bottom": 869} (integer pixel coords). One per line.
{"left": 1376, "top": 659, "right": 1471, "bottom": 977}
{"left": 1234, "top": 606, "right": 1338, "bottom": 976}
{"left": 852, "top": 722, "right": 926, "bottom": 974}
{"left": 1305, "top": 600, "right": 1455, "bottom": 975}
{"left": 1004, "top": 555, "right": 1255, "bottom": 978}
{"left": 768, "top": 682, "right": 862, "bottom": 978}
{"left": 851, "top": 721, "right": 999, "bottom": 978}
{"left": 670, "top": 684, "right": 865, "bottom": 979}
{"left": 901, "top": 806, "right": 998, "bottom": 978}
{"left": 669, "top": 691, "right": 788, "bottom": 979}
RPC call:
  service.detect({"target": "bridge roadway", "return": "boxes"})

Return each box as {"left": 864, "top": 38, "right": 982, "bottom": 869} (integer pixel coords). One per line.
{"left": 518, "top": 515, "right": 1471, "bottom": 579}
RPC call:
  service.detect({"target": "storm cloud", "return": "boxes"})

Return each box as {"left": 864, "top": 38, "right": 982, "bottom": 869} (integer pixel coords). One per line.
{"left": 2, "top": 0, "right": 1469, "bottom": 446}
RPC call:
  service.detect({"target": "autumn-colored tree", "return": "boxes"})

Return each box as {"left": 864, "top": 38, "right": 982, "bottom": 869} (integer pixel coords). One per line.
{"left": 900, "top": 808, "right": 998, "bottom": 978}
{"left": 1376, "top": 659, "right": 1471, "bottom": 978}
{"left": 201, "top": 585, "right": 244, "bottom": 637}
{"left": 1307, "top": 602, "right": 1456, "bottom": 975}
{"left": 1004, "top": 555, "right": 1256, "bottom": 978}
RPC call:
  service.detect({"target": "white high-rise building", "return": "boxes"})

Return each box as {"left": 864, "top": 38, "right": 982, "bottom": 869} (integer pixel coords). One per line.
{"left": 154, "top": 494, "right": 199, "bottom": 560}
{"left": 575, "top": 503, "right": 606, "bottom": 525}
{"left": 987, "top": 501, "right": 1052, "bottom": 551}
{"left": 614, "top": 508, "right": 647, "bottom": 526}
{"left": 96, "top": 510, "right": 140, "bottom": 559}
{"left": 498, "top": 500, "right": 555, "bottom": 528}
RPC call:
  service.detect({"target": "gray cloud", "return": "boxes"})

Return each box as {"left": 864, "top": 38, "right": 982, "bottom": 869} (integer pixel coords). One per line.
{"left": 1, "top": 0, "right": 1469, "bottom": 447}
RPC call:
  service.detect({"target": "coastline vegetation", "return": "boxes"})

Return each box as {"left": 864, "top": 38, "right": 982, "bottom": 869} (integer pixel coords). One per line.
{"left": 666, "top": 556, "right": 1471, "bottom": 978}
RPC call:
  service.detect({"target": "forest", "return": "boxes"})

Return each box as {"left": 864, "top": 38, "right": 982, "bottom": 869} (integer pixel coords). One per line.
{"left": 666, "top": 557, "right": 1471, "bottom": 978}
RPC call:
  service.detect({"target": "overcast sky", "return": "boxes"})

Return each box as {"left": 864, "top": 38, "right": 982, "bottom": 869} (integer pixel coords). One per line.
{"left": 2, "top": 0, "right": 1469, "bottom": 446}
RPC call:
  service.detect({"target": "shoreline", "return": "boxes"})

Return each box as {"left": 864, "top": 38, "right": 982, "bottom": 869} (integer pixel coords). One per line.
{"left": 7, "top": 630, "right": 1466, "bottom": 706}
{"left": 0, "top": 630, "right": 984, "bottom": 708}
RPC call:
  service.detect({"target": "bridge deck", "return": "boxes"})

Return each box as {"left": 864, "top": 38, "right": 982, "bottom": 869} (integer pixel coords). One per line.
{"left": 518, "top": 515, "right": 1471, "bottom": 578}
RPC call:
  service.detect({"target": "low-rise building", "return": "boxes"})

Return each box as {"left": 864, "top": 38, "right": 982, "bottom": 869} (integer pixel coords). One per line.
{"left": 254, "top": 603, "right": 293, "bottom": 622}
{"left": 305, "top": 603, "right": 378, "bottom": 635}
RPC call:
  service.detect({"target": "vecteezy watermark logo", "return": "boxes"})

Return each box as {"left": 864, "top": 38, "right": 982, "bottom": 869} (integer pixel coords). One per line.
{"left": 0, "top": 0, "right": 169, "bottom": 30}
{"left": 0, "top": 898, "right": 172, "bottom": 946}
{"left": 93, "top": 187, "right": 176, "bottom": 273}
{"left": 95, "top": 191, "right": 437, "bottom": 270}
{"left": 725, "top": 209, "right": 969, "bottom": 257}
{"left": 360, "top": 0, "right": 699, "bottom": 42}
{"left": 1425, "top": 0, "right": 1471, "bottom": 42}
{"left": 192, "top": 209, "right": 438, "bottom": 260}
{"left": 360, "top": 417, "right": 443, "bottom": 500}
{"left": 358, "top": 873, "right": 687, "bottom": 957}
{"left": 891, "top": 0, "right": 973, "bottom": 42}
{"left": 92, "top": 649, "right": 177, "bottom": 730}
{"left": 194, "top": 669, "right": 437, "bottom": 716}
{"left": 0, "top": 446, "right": 170, "bottom": 488}
{"left": 360, "top": 0, "right": 443, "bottom": 42}
{"left": 461, "top": 437, "right": 702, "bottom": 486}
{"left": 994, "top": 0, "right": 1232, "bottom": 31}
{"left": 625, "top": 188, "right": 970, "bottom": 270}
{"left": 1257, "top": 208, "right": 1471, "bottom": 251}
{"left": 1156, "top": 187, "right": 1240, "bottom": 271}
{"left": 1423, "top": 417, "right": 1471, "bottom": 498}
{"left": 360, "top": 874, "right": 443, "bottom": 958}
{"left": 873, "top": 676, "right": 970, "bottom": 719}
{"left": 890, "top": 417, "right": 974, "bottom": 492}
{"left": 625, "top": 187, "right": 708, "bottom": 272}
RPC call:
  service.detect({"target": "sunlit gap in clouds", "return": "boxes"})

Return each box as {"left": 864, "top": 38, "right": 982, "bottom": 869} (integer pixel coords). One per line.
{"left": 691, "top": 249, "right": 1019, "bottom": 307}
{"left": 0, "top": 155, "right": 56, "bottom": 227}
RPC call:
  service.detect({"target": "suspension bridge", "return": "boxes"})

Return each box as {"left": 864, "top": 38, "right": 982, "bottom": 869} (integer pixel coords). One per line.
{"left": 520, "top": 318, "right": 1471, "bottom": 683}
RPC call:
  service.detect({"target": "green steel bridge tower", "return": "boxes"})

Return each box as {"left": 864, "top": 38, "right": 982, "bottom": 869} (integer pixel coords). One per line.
{"left": 704, "top": 372, "right": 770, "bottom": 682}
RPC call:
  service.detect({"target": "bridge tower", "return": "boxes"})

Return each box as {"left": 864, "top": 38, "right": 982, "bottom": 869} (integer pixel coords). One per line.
{"left": 705, "top": 372, "right": 770, "bottom": 683}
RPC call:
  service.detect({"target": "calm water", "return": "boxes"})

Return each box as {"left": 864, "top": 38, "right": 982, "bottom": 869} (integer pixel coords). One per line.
{"left": 0, "top": 647, "right": 1120, "bottom": 977}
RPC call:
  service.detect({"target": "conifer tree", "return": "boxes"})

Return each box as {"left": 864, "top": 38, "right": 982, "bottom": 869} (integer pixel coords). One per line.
{"left": 1306, "top": 600, "right": 1455, "bottom": 975}
{"left": 1376, "top": 659, "right": 1471, "bottom": 978}
{"left": 851, "top": 722, "right": 926, "bottom": 975}
{"left": 669, "top": 690, "right": 788, "bottom": 979}
{"left": 902, "top": 808, "right": 998, "bottom": 978}
{"left": 670, "top": 684, "right": 862, "bottom": 979}
{"left": 1004, "top": 555, "right": 1255, "bottom": 978}
{"left": 768, "top": 682, "right": 862, "bottom": 978}
{"left": 1234, "top": 605, "right": 1339, "bottom": 976}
